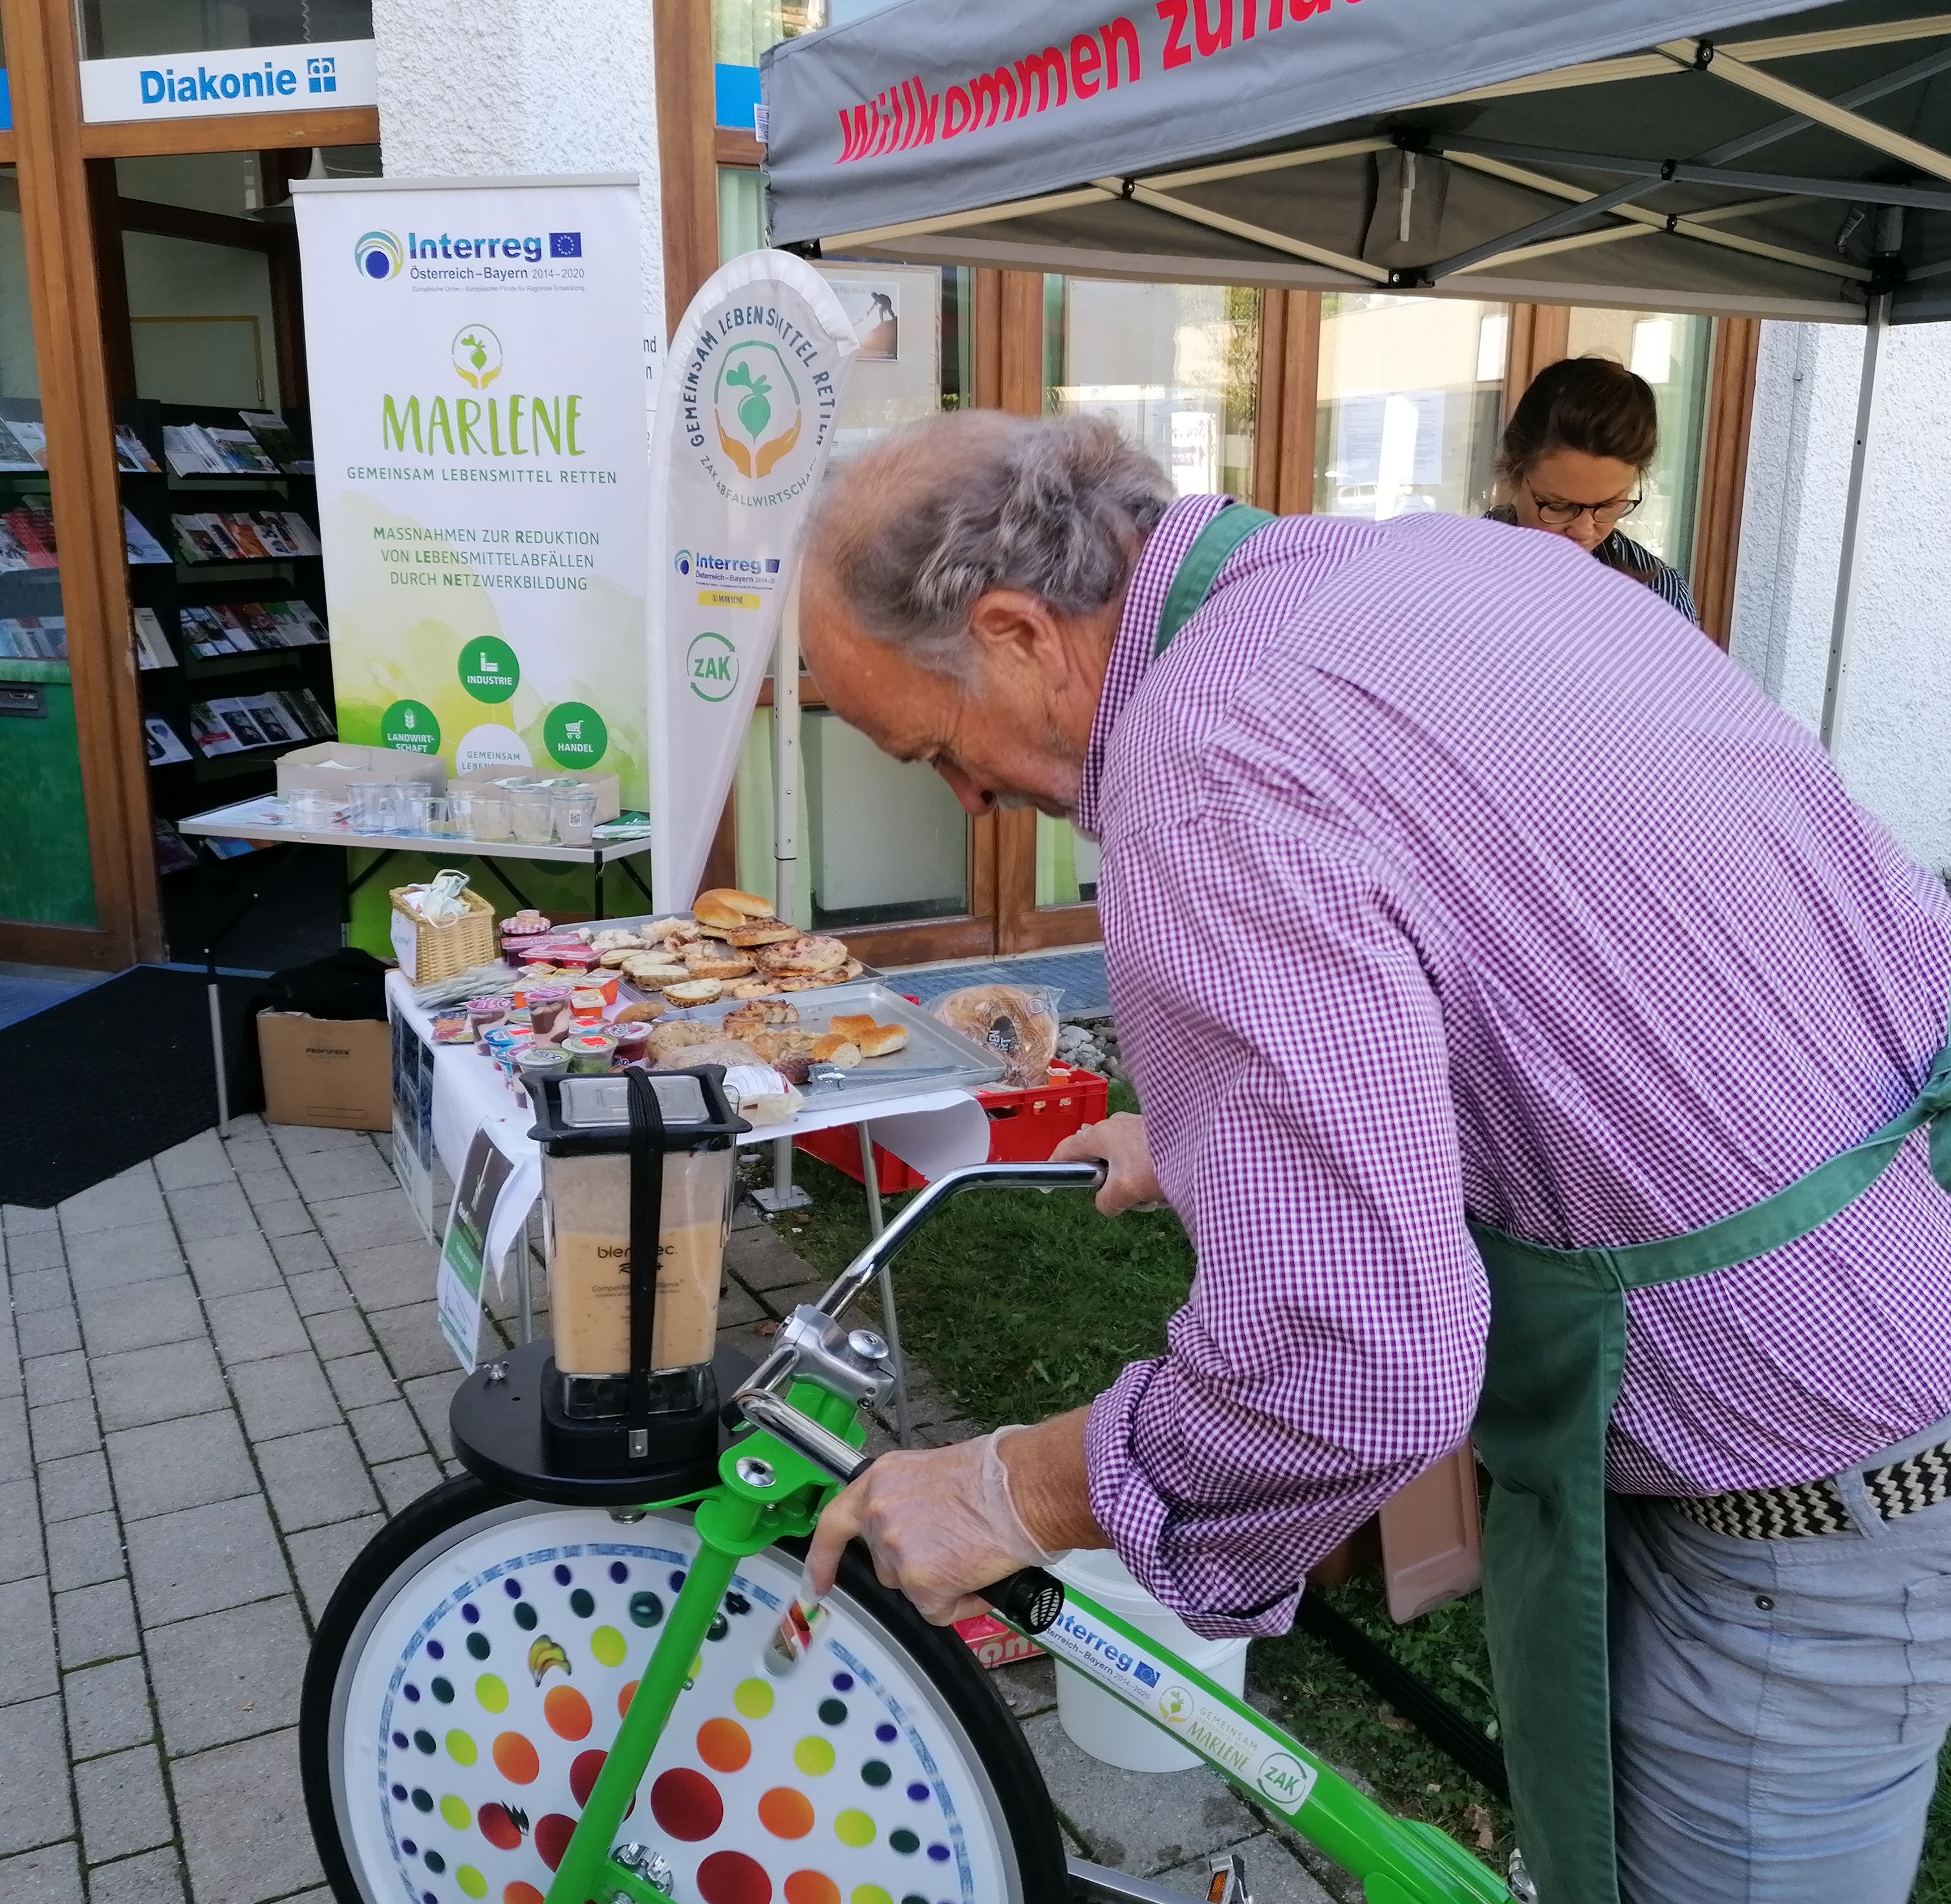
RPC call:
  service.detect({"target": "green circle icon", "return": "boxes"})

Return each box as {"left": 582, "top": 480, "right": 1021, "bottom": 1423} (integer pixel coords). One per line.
{"left": 458, "top": 635, "right": 520, "bottom": 703}
{"left": 380, "top": 700, "right": 440, "bottom": 753}
{"left": 685, "top": 631, "right": 738, "bottom": 703}
{"left": 543, "top": 701, "right": 607, "bottom": 767}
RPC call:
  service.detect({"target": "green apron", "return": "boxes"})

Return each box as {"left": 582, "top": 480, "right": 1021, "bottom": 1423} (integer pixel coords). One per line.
{"left": 1156, "top": 502, "right": 1951, "bottom": 1904}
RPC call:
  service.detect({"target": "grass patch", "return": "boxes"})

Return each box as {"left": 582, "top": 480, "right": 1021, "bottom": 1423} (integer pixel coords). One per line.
{"left": 762, "top": 1103, "right": 1951, "bottom": 1892}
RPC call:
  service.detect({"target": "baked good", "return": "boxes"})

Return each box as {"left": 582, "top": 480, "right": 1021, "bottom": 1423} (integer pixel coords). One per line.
{"left": 648, "top": 1019, "right": 730, "bottom": 1058}
{"left": 622, "top": 957, "right": 688, "bottom": 986}
{"left": 726, "top": 919, "right": 801, "bottom": 948}
{"left": 808, "top": 1034, "right": 861, "bottom": 1067}
{"left": 663, "top": 978, "right": 723, "bottom": 1006}
{"left": 652, "top": 1037, "right": 762, "bottom": 1071}
{"left": 856, "top": 1023, "right": 907, "bottom": 1058}
{"left": 722, "top": 1000, "right": 799, "bottom": 1039}
{"left": 748, "top": 1028, "right": 819, "bottom": 1063}
{"left": 932, "top": 983, "right": 1059, "bottom": 1088}
{"left": 728, "top": 979, "right": 784, "bottom": 1001}
{"left": 693, "top": 886, "right": 775, "bottom": 930}
{"left": 756, "top": 934, "right": 848, "bottom": 976}
{"left": 614, "top": 1000, "right": 665, "bottom": 1024}
{"left": 683, "top": 947, "right": 756, "bottom": 982}
{"left": 828, "top": 1014, "right": 875, "bottom": 1038}
{"left": 591, "top": 930, "right": 641, "bottom": 952}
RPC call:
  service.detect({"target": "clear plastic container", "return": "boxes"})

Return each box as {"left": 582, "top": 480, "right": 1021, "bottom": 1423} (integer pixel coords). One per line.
{"left": 398, "top": 786, "right": 435, "bottom": 835}
{"left": 542, "top": 1140, "right": 735, "bottom": 1376}
{"left": 510, "top": 782, "right": 556, "bottom": 846}
{"left": 350, "top": 781, "right": 408, "bottom": 835}
{"left": 552, "top": 784, "right": 599, "bottom": 846}
{"left": 458, "top": 789, "right": 513, "bottom": 842}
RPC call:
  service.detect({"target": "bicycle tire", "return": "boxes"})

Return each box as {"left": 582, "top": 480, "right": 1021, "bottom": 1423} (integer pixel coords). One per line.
{"left": 300, "top": 1475, "right": 1069, "bottom": 1904}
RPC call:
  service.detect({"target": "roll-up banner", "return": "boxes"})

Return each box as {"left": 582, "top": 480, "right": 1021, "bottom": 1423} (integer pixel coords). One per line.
{"left": 647, "top": 251, "right": 859, "bottom": 910}
{"left": 292, "top": 176, "right": 651, "bottom": 802}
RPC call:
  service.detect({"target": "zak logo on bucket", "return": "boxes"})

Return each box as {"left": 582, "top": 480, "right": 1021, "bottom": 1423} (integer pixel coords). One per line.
{"left": 713, "top": 341, "right": 802, "bottom": 480}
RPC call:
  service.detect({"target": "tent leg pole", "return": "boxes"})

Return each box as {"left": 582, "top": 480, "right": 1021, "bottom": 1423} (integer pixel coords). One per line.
{"left": 1820, "top": 288, "right": 1892, "bottom": 753}
{"left": 772, "top": 585, "right": 803, "bottom": 925}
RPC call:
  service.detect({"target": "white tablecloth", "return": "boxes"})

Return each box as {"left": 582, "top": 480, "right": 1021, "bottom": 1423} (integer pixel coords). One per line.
{"left": 383, "top": 970, "right": 993, "bottom": 1274}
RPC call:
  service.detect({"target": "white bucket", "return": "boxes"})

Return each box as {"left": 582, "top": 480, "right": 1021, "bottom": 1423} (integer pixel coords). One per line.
{"left": 1049, "top": 1548, "right": 1249, "bottom": 1773}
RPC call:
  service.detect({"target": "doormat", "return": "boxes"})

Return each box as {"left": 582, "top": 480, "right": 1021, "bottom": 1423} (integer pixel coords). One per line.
{"left": 0, "top": 966, "right": 266, "bottom": 1208}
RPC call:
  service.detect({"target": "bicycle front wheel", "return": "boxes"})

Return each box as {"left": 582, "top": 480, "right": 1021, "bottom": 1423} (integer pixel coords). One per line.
{"left": 301, "top": 1476, "right": 1068, "bottom": 1904}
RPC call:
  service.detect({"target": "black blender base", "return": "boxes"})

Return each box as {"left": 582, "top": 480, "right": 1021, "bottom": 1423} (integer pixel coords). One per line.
{"left": 449, "top": 1339, "right": 757, "bottom": 1508}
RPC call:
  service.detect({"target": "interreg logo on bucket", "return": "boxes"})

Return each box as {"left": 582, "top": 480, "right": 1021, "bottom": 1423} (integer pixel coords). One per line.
{"left": 354, "top": 231, "right": 404, "bottom": 281}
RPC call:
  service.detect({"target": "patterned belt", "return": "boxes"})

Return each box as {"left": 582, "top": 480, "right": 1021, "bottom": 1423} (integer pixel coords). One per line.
{"left": 1672, "top": 1437, "right": 1951, "bottom": 1540}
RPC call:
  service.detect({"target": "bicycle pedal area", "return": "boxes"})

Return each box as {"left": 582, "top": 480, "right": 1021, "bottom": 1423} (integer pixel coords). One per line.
{"left": 0, "top": 1117, "right": 1341, "bottom": 1904}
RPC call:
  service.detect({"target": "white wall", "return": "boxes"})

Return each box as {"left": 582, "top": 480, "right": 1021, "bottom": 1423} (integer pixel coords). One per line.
{"left": 1731, "top": 317, "right": 1951, "bottom": 873}
{"left": 371, "top": 0, "right": 666, "bottom": 385}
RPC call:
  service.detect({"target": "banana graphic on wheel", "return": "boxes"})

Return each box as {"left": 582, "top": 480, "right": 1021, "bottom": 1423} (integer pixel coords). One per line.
{"left": 528, "top": 1635, "right": 571, "bottom": 1685}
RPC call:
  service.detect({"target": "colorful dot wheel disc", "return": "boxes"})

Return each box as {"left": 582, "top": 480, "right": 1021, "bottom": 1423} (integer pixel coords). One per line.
{"left": 338, "top": 1507, "right": 1015, "bottom": 1903}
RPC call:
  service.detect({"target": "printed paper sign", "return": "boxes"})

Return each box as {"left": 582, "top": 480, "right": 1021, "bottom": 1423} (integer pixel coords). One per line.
{"left": 437, "top": 1129, "right": 517, "bottom": 1372}
{"left": 294, "top": 178, "right": 650, "bottom": 804}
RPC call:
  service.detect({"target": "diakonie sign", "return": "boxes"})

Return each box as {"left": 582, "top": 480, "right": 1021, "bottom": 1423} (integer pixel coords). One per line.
{"left": 294, "top": 176, "right": 650, "bottom": 798}
{"left": 649, "top": 252, "right": 859, "bottom": 909}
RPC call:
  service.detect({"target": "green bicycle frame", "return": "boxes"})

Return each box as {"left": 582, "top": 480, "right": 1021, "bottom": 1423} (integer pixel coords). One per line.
{"left": 537, "top": 1374, "right": 1505, "bottom": 1904}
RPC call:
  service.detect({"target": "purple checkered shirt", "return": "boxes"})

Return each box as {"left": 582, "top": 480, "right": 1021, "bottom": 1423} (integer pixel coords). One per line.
{"left": 1081, "top": 495, "right": 1951, "bottom": 1638}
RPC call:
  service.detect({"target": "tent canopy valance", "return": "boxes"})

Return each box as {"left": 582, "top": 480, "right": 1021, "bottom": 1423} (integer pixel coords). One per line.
{"left": 763, "top": 0, "right": 1951, "bottom": 325}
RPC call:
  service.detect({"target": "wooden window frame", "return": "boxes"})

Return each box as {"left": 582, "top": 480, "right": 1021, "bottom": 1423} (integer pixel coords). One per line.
{"left": 0, "top": 0, "right": 378, "bottom": 969}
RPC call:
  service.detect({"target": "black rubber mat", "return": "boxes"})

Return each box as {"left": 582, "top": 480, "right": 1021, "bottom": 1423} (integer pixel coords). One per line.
{"left": 0, "top": 965, "right": 266, "bottom": 1208}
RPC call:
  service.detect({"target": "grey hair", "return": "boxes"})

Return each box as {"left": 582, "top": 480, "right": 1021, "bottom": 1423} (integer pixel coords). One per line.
{"left": 809, "top": 411, "right": 1172, "bottom": 674}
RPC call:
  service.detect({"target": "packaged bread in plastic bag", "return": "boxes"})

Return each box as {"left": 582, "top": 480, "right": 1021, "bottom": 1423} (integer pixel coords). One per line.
{"left": 931, "top": 984, "right": 1061, "bottom": 1089}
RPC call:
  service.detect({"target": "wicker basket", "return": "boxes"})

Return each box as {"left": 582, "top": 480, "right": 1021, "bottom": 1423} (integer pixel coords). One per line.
{"left": 389, "top": 882, "right": 497, "bottom": 984}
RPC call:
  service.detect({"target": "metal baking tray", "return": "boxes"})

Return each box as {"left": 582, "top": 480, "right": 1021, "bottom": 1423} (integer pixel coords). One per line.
{"left": 662, "top": 979, "right": 1006, "bottom": 1111}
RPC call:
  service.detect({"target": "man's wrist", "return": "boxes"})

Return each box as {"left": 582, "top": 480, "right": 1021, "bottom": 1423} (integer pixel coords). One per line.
{"left": 995, "top": 1408, "right": 1109, "bottom": 1553}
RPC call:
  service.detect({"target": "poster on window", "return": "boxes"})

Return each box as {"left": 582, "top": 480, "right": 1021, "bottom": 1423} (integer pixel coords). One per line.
{"left": 293, "top": 176, "right": 651, "bottom": 803}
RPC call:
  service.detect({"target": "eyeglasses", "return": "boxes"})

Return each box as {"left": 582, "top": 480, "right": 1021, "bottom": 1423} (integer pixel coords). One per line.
{"left": 1526, "top": 483, "right": 1641, "bottom": 531}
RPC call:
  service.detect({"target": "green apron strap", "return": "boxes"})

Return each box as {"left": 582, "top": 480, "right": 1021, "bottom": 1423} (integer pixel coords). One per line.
{"left": 1153, "top": 504, "right": 1275, "bottom": 658}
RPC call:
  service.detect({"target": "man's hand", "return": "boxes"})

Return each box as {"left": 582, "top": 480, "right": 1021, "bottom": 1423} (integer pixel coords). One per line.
{"left": 806, "top": 1410, "right": 1106, "bottom": 1624}
{"left": 1053, "top": 1111, "right": 1165, "bottom": 1215}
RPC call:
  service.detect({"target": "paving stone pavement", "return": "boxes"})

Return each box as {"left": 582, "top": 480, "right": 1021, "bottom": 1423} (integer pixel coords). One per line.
{"left": 3, "top": 1122, "right": 1336, "bottom": 1904}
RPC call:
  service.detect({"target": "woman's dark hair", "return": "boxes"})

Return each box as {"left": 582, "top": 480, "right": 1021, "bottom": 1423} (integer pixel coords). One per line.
{"left": 1497, "top": 355, "right": 1659, "bottom": 484}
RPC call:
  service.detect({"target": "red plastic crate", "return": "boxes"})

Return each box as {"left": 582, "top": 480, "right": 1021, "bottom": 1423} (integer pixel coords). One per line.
{"left": 795, "top": 1067, "right": 1111, "bottom": 1193}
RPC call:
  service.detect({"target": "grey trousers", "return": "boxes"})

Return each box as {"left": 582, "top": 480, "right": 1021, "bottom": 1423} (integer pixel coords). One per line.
{"left": 1609, "top": 1415, "right": 1951, "bottom": 1904}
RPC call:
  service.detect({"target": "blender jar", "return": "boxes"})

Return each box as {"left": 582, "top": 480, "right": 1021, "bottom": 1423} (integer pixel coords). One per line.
{"left": 533, "top": 1069, "right": 746, "bottom": 1433}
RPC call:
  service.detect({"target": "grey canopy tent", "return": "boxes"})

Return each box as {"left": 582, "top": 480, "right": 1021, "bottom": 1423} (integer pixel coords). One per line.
{"left": 762, "top": 0, "right": 1951, "bottom": 742}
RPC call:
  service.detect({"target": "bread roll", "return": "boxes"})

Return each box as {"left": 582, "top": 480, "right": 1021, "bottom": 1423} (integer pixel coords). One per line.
{"left": 662, "top": 978, "right": 723, "bottom": 1006}
{"left": 856, "top": 1023, "right": 907, "bottom": 1058}
{"left": 693, "top": 887, "right": 774, "bottom": 928}
{"left": 808, "top": 1034, "right": 862, "bottom": 1067}
{"left": 725, "top": 919, "right": 801, "bottom": 948}
{"left": 614, "top": 1000, "right": 665, "bottom": 1024}
{"left": 932, "top": 983, "right": 1059, "bottom": 1088}
{"left": 828, "top": 1014, "right": 876, "bottom": 1040}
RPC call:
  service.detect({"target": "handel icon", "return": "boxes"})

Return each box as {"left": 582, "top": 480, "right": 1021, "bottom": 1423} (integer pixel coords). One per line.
{"left": 713, "top": 342, "right": 801, "bottom": 480}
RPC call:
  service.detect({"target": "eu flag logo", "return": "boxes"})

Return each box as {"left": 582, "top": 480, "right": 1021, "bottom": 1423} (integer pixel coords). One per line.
{"left": 549, "top": 232, "right": 583, "bottom": 259}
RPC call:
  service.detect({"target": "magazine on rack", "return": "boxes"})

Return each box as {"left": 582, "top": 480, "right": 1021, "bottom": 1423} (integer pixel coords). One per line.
{"left": 204, "top": 427, "right": 280, "bottom": 476}
{"left": 266, "top": 599, "right": 326, "bottom": 645}
{"left": 124, "top": 509, "right": 170, "bottom": 565}
{"left": 8, "top": 421, "right": 50, "bottom": 469}
{"left": 162, "top": 425, "right": 229, "bottom": 478}
{"left": 0, "top": 616, "right": 67, "bottom": 661}
{"left": 0, "top": 417, "right": 41, "bottom": 471}
{"left": 239, "top": 411, "right": 311, "bottom": 473}
{"left": 115, "top": 426, "right": 161, "bottom": 474}
{"left": 3, "top": 502, "right": 58, "bottom": 567}
{"left": 131, "top": 606, "right": 177, "bottom": 670}
{"left": 144, "top": 716, "right": 193, "bottom": 766}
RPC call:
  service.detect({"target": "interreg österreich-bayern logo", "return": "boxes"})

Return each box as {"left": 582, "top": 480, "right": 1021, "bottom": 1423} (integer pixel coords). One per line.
{"left": 712, "top": 342, "right": 803, "bottom": 480}
{"left": 353, "top": 231, "right": 403, "bottom": 281}
{"left": 673, "top": 550, "right": 693, "bottom": 577}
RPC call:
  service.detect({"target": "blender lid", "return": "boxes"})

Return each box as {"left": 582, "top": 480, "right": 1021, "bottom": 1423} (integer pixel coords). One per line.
{"left": 528, "top": 1064, "right": 748, "bottom": 1152}
{"left": 563, "top": 1073, "right": 707, "bottom": 1127}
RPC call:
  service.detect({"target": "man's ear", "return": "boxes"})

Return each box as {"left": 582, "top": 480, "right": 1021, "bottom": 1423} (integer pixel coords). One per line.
{"left": 967, "top": 588, "right": 1068, "bottom": 674}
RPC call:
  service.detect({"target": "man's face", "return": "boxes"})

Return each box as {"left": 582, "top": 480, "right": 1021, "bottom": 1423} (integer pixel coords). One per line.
{"left": 799, "top": 575, "right": 1095, "bottom": 820}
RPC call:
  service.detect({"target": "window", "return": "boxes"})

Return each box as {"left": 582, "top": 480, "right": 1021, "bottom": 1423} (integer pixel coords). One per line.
{"left": 712, "top": 0, "right": 826, "bottom": 131}
{"left": 1564, "top": 308, "right": 1714, "bottom": 575}
{"left": 1037, "top": 277, "right": 1260, "bottom": 909}
{"left": 1314, "top": 294, "right": 1509, "bottom": 520}
{"left": 80, "top": 1, "right": 372, "bottom": 59}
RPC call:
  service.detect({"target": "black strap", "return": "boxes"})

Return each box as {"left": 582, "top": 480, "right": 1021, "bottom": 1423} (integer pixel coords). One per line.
{"left": 626, "top": 1069, "right": 666, "bottom": 1411}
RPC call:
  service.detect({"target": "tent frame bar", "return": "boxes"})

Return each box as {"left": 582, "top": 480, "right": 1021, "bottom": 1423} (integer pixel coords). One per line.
{"left": 1105, "top": 178, "right": 1388, "bottom": 283}
{"left": 1821, "top": 287, "right": 1893, "bottom": 751}
{"left": 1663, "top": 37, "right": 1951, "bottom": 182}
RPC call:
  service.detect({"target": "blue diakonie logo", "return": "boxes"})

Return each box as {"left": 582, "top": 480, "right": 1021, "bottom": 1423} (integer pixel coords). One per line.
{"left": 138, "top": 53, "right": 338, "bottom": 105}
{"left": 354, "top": 231, "right": 403, "bottom": 281}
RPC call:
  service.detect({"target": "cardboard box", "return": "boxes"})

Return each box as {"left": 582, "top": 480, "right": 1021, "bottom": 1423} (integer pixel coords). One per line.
{"left": 453, "top": 768, "right": 621, "bottom": 824}
{"left": 276, "top": 742, "right": 446, "bottom": 800}
{"left": 954, "top": 1611, "right": 1043, "bottom": 1669}
{"left": 258, "top": 1011, "right": 393, "bottom": 1131}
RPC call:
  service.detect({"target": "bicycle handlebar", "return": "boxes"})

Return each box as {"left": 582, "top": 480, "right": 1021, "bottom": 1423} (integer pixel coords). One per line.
{"left": 731, "top": 1163, "right": 1108, "bottom": 1640}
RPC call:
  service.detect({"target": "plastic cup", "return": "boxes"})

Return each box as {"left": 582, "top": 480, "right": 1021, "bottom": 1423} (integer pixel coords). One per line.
{"left": 552, "top": 784, "right": 599, "bottom": 846}
{"left": 510, "top": 783, "right": 555, "bottom": 846}
{"left": 460, "top": 790, "right": 513, "bottom": 842}
{"left": 397, "top": 786, "right": 434, "bottom": 835}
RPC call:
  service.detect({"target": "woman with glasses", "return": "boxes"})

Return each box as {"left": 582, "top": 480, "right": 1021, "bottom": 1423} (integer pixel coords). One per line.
{"left": 1489, "top": 354, "right": 1698, "bottom": 624}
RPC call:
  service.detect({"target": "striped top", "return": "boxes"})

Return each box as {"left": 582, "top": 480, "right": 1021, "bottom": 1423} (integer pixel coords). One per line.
{"left": 1081, "top": 496, "right": 1951, "bottom": 1634}
{"left": 1485, "top": 502, "right": 1698, "bottom": 623}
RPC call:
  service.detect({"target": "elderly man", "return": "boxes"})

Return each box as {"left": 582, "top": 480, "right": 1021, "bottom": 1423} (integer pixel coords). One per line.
{"left": 795, "top": 411, "right": 1951, "bottom": 1904}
